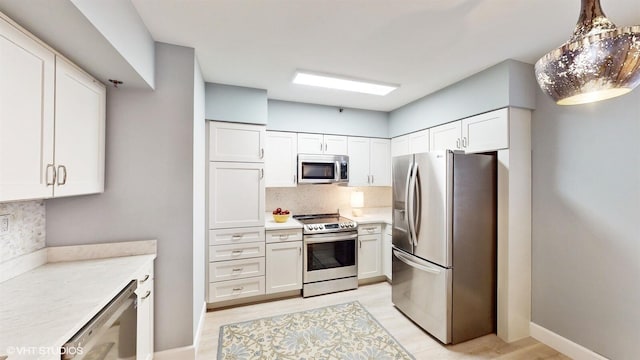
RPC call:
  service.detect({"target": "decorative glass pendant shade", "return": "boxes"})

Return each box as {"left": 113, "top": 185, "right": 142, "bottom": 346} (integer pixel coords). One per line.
{"left": 535, "top": 0, "right": 640, "bottom": 105}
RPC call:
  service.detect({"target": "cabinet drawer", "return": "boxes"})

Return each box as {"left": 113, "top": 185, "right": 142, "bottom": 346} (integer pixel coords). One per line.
{"left": 209, "top": 258, "right": 265, "bottom": 282}
{"left": 209, "top": 227, "right": 265, "bottom": 246}
{"left": 209, "top": 242, "right": 265, "bottom": 262}
{"left": 265, "top": 228, "right": 302, "bottom": 243}
{"left": 358, "top": 224, "right": 382, "bottom": 235}
{"left": 208, "top": 276, "right": 265, "bottom": 302}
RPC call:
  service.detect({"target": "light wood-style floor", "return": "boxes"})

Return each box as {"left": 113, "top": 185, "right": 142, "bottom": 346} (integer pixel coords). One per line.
{"left": 196, "top": 282, "right": 569, "bottom": 359}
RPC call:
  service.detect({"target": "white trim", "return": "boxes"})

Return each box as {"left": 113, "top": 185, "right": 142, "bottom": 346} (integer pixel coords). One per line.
{"left": 530, "top": 322, "right": 609, "bottom": 360}
{"left": 194, "top": 301, "right": 207, "bottom": 353}
{"left": 153, "top": 345, "right": 195, "bottom": 360}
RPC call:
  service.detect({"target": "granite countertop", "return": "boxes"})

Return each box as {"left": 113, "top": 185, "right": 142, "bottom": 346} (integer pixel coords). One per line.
{"left": 0, "top": 253, "right": 155, "bottom": 360}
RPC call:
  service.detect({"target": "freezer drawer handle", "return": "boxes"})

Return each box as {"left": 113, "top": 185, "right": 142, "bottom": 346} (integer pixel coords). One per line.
{"left": 393, "top": 249, "right": 441, "bottom": 275}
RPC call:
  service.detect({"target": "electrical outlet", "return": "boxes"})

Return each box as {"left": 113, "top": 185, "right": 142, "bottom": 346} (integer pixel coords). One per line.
{"left": 0, "top": 214, "right": 9, "bottom": 235}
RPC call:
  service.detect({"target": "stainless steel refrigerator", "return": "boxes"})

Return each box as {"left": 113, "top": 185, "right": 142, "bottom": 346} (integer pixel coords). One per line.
{"left": 391, "top": 150, "right": 497, "bottom": 344}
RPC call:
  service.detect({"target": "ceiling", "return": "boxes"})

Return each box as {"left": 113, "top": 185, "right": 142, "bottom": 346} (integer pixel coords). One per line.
{"left": 131, "top": 0, "right": 640, "bottom": 112}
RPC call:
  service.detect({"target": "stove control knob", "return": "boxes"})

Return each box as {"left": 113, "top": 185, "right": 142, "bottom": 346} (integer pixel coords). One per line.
{"left": 340, "top": 223, "right": 345, "bottom": 228}
{"left": 349, "top": 223, "right": 354, "bottom": 228}
{"left": 313, "top": 225, "right": 319, "bottom": 230}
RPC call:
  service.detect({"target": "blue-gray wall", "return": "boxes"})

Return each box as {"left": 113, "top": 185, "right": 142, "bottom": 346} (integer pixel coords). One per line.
{"left": 531, "top": 89, "right": 640, "bottom": 359}
{"left": 389, "top": 59, "right": 536, "bottom": 137}
{"left": 268, "top": 100, "right": 389, "bottom": 138}
{"left": 205, "top": 83, "right": 268, "bottom": 124}
{"left": 45, "top": 43, "right": 200, "bottom": 352}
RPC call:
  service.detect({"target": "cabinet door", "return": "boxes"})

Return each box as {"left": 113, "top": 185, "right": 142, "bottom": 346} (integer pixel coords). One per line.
{"left": 0, "top": 18, "right": 55, "bottom": 201}
{"left": 265, "top": 131, "right": 297, "bottom": 187}
{"left": 136, "top": 264, "right": 154, "bottom": 360}
{"left": 53, "top": 57, "right": 106, "bottom": 197}
{"left": 324, "top": 135, "right": 348, "bottom": 155}
{"left": 209, "top": 162, "right": 265, "bottom": 228}
{"left": 266, "top": 241, "right": 302, "bottom": 294}
{"left": 358, "top": 234, "right": 381, "bottom": 279}
{"left": 369, "top": 138, "right": 391, "bottom": 186}
{"left": 383, "top": 225, "right": 392, "bottom": 280}
{"left": 391, "top": 135, "right": 410, "bottom": 157}
{"left": 209, "top": 122, "right": 266, "bottom": 162}
{"left": 409, "top": 129, "right": 430, "bottom": 154}
{"left": 461, "top": 108, "right": 509, "bottom": 152}
{"left": 347, "top": 137, "right": 370, "bottom": 186}
{"left": 429, "top": 121, "right": 462, "bottom": 151}
{"left": 297, "top": 133, "right": 324, "bottom": 154}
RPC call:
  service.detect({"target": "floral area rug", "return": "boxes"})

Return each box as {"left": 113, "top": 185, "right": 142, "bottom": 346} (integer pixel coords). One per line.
{"left": 218, "top": 301, "right": 414, "bottom": 360}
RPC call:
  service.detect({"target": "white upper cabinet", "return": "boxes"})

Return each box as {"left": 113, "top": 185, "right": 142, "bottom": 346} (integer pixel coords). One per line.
{"left": 391, "top": 135, "right": 409, "bottom": 157}
{"left": 53, "top": 57, "right": 106, "bottom": 197}
{"left": 0, "top": 17, "right": 55, "bottom": 202}
{"left": 209, "top": 162, "right": 265, "bottom": 229}
{"left": 265, "top": 131, "right": 297, "bottom": 187}
{"left": 297, "top": 133, "right": 347, "bottom": 155}
{"left": 430, "top": 121, "right": 463, "bottom": 151}
{"left": 461, "top": 108, "right": 509, "bottom": 152}
{"left": 0, "top": 16, "right": 106, "bottom": 202}
{"left": 430, "top": 109, "right": 509, "bottom": 153}
{"left": 348, "top": 137, "right": 391, "bottom": 187}
{"left": 209, "top": 122, "right": 266, "bottom": 162}
{"left": 409, "top": 129, "right": 430, "bottom": 154}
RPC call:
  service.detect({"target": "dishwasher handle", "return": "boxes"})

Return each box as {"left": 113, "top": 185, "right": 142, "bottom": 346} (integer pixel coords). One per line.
{"left": 61, "top": 280, "right": 137, "bottom": 359}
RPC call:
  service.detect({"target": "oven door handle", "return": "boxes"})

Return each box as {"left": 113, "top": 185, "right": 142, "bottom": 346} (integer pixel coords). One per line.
{"left": 305, "top": 233, "right": 358, "bottom": 244}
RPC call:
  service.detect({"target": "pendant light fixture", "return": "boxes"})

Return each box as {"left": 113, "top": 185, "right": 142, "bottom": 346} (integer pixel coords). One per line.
{"left": 535, "top": 0, "right": 640, "bottom": 105}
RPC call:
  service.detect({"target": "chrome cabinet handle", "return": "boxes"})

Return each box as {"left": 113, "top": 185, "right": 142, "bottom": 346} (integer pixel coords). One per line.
{"left": 299, "top": 246, "right": 302, "bottom": 256}
{"left": 140, "top": 290, "right": 151, "bottom": 300}
{"left": 279, "top": 234, "right": 289, "bottom": 240}
{"left": 456, "top": 138, "right": 461, "bottom": 149}
{"left": 260, "top": 148, "right": 264, "bottom": 159}
{"left": 293, "top": 174, "right": 296, "bottom": 184}
{"left": 231, "top": 250, "right": 243, "bottom": 255}
{"left": 231, "top": 268, "right": 243, "bottom": 272}
{"left": 232, "top": 287, "right": 244, "bottom": 291}
{"left": 231, "top": 234, "right": 242, "bottom": 239}
{"left": 371, "top": 175, "right": 374, "bottom": 184}
{"left": 260, "top": 168, "right": 264, "bottom": 179}
{"left": 462, "top": 137, "right": 468, "bottom": 148}
{"left": 46, "top": 164, "right": 56, "bottom": 186}
{"left": 320, "top": 143, "right": 323, "bottom": 151}
{"left": 324, "top": 143, "right": 327, "bottom": 151}
{"left": 57, "top": 165, "right": 67, "bottom": 185}
{"left": 140, "top": 274, "right": 150, "bottom": 283}
{"left": 359, "top": 240, "right": 362, "bottom": 248}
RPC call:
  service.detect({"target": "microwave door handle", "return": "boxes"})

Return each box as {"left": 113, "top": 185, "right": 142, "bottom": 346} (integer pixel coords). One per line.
{"left": 335, "top": 161, "right": 340, "bottom": 181}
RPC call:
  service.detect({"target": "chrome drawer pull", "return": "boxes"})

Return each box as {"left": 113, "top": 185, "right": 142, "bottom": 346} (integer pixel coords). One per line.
{"left": 232, "top": 287, "right": 244, "bottom": 291}
{"left": 141, "top": 290, "right": 151, "bottom": 300}
{"left": 279, "top": 234, "right": 289, "bottom": 240}
{"left": 231, "top": 268, "right": 243, "bottom": 272}
{"left": 231, "top": 250, "right": 244, "bottom": 255}
{"left": 231, "top": 234, "right": 243, "bottom": 239}
{"left": 140, "top": 274, "right": 150, "bottom": 283}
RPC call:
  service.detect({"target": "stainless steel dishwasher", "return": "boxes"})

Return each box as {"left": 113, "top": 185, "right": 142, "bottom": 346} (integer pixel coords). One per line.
{"left": 61, "top": 281, "right": 137, "bottom": 360}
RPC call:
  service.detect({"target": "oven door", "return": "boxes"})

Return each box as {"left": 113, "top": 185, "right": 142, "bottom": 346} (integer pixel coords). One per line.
{"left": 304, "top": 232, "right": 358, "bottom": 283}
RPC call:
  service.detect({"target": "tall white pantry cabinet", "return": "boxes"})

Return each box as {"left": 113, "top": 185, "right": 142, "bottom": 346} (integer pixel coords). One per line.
{"left": 207, "top": 121, "right": 267, "bottom": 303}
{"left": 0, "top": 14, "right": 106, "bottom": 202}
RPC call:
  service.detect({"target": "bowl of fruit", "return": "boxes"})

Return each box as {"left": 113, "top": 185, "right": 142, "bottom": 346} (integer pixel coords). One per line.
{"left": 272, "top": 208, "right": 290, "bottom": 223}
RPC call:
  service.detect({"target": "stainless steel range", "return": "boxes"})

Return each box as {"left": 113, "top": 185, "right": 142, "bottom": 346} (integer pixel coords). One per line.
{"left": 294, "top": 213, "right": 358, "bottom": 297}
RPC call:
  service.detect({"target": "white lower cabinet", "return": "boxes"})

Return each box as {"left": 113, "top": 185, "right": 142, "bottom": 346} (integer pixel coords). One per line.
{"left": 358, "top": 224, "right": 382, "bottom": 279}
{"left": 266, "top": 240, "right": 302, "bottom": 294}
{"left": 383, "top": 224, "right": 392, "bottom": 281}
{"left": 136, "top": 263, "right": 154, "bottom": 360}
{"left": 209, "top": 277, "right": 266, "bottom": 302}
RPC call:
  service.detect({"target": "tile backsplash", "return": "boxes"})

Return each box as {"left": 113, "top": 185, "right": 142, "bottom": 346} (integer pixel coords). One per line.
{"left": 266, "top": 185, "right": 391, "bottom": 215}
{"left": 0, "top": 200, "right": 45, "bottom": 263}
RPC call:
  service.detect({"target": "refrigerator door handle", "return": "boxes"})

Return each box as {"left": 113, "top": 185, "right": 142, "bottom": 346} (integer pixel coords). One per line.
{"left": 393, "top": 248, "right": 441, "bottom": 275}
{"left": 413, "top": 163, "right": 421, "bottom": 244}
{"left": 404, "top": 162, "right": 415, "bottom": 249}
{"left": 408, "top": 163, "right": 418, "bottom": 247}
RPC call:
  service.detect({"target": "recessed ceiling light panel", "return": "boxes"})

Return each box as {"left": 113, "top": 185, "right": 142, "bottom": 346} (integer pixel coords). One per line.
{"left": 293, "top": 71, "right": 398, "bottom": 96}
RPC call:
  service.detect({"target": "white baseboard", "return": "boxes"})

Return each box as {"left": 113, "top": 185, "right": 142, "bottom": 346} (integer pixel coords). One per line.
{"left": 153, "top": 345, "right": 195, "bottom": 360}
{"left": 154, "top": 303, "right": 207, "bottom": 360}
{"left": 194, "top": 301, "right": 207, "bottom": 353}
{"left": 530, "top": 322, "right": 609, "bottom": 360}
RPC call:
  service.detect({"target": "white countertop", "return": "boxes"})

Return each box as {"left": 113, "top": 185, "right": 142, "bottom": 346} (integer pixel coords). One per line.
{"left": 346, "top": 207, "right": 392, "bottom": 225}
{"left": 264, "top": 214, "right": 303, "bottom": 230}
{"left": 0, "top": 254, "right": 155, "bottom": 360}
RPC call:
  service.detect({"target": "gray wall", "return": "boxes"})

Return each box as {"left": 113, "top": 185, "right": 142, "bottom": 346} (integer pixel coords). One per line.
{"left": 268, "top": 100, "right": 389, "bottom": 138}
{"left": 192, "top": 58, "right": 206, "bottom": 337}
{"left": 205, "top": 83, "right": 268, "bottom": 124}
{"left": 531, "top": 90, "right": 640, "bottom": 359}
{"left": 70, "top": 0, "right": 155, "bottom": 88}
{"left": 389, "top": 59, "right": 536, "bottom": 137}
{"left": 45, "top": 43, "right": 199, "bottom": 351}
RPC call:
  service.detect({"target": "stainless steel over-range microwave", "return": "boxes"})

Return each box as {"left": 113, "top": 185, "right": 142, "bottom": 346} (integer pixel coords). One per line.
{"left": 297, "top": 154, "right": 349, "bottom": 184}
